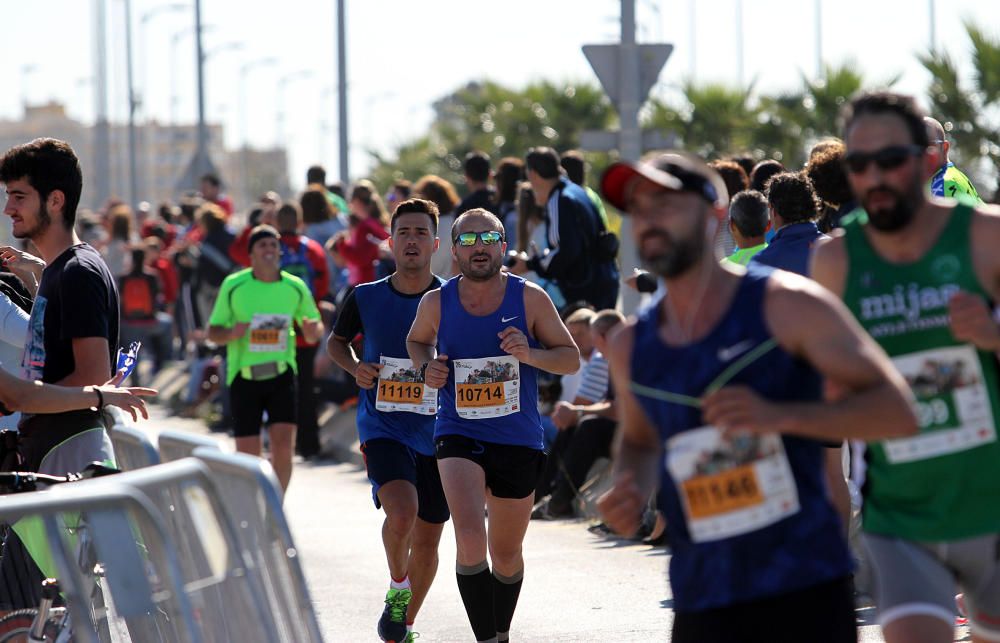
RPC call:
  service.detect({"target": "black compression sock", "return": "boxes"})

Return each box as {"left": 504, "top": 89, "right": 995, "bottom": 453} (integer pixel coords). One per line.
{"left": 493, "top": 567, "right": 524, "bottom": 641}
{"left": 456, "top": 560, "right": 496, "bottom": 642}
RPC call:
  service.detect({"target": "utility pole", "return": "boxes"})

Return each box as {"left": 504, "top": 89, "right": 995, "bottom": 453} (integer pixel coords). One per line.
{"left": 176, "top": 0, "right": 217, "bottom": 192}
{"left": 94, "top": 0, "right": 112, "bottom": 207}
{"left": 124, "top": 0, "right": 139, "bottom": 207}
{"left": 337, "top": 0, "right": 349, "bottom": 184}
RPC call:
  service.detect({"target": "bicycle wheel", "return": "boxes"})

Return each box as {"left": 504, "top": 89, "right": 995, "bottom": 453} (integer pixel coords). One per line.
{"left": 0, "top": 608, "right": 60, "bottom": 642}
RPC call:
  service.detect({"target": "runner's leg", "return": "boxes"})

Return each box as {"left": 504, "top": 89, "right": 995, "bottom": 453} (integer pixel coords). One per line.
{"left": 378, "top": 480, "right": 418, "bottom": 581}
{"left": 406, "top": 518, "right": 444, "bottom": 623}
{"left": 267, "top": 422, "right": 296, "bottom": 492}
{"left": 486, "top": 491, "right": 532, "bottom": 642}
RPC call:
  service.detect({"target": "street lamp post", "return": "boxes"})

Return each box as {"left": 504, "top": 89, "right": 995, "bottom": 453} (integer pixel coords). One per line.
{"left": 239, "top": 57, "right": 278, "bottom": 205}
{"left": 124, "top": 0, "right": 139, "bottom": 207}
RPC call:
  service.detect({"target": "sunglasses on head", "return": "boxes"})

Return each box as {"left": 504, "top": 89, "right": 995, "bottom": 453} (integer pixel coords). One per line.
{"left": 843, "top": 145, "right": 925, "bottom": 174}
{"left": 453, "top": 231, "right": 504, "bottom": 247}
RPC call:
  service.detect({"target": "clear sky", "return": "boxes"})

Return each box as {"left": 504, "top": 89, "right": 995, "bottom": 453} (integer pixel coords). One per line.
{"left": 1, "top": 0, "right": 993, "bottom": 192}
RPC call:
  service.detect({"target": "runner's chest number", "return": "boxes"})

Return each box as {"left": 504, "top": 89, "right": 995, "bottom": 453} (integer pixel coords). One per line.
{"left": 378, "top": 381, "right": 425, "bottom": 403}
{"left": 456, "top": 383, "right": 504, "bottom": 407}
{"left": 682, "top": 465, "right": 763, "bottom": 519}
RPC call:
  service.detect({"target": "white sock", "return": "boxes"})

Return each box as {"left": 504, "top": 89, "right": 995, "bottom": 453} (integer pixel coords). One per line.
{"left": 390, "top": 575, "right": 411, "bottom": 590}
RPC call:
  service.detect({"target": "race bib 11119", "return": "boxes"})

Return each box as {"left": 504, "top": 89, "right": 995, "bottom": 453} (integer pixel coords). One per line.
{"left": 375, "top": 356, "right": 437, "bottom": 415}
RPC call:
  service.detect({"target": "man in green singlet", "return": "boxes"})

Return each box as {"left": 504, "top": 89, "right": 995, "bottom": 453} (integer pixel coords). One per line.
{"left": 925, "top": 116, "right": 983, "bottom": 204}
{"left": 723, "top": 190, "right": 769, "bottom": 266}
{"left": 812, "top": 91, "right": 1000, "bottom": 643}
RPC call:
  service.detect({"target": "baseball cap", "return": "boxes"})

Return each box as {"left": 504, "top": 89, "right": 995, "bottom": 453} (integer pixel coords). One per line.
{"left": 600, "top": 151, "right": 729, "bottom": 212}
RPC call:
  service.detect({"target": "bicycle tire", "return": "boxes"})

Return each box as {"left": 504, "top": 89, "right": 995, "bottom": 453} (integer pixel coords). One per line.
{"left": 0, "top": 608, "right": 60, "bottom": 642}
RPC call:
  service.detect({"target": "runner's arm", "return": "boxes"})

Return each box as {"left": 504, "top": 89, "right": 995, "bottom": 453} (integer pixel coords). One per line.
{"left": 325, "top": 289, "right": 378, "bottom": 385}
{"left": 406, "top": 290, "right": 442, "bottom": 369}
{"left": 0, "top": 368, "right": 153, "bottom": 418}
{"left": 703, "top": 272, "right": 917, "bottom": 440}
{"left": 522, "top": 282, "right": 579, "bottom": 375}
{"left": 55, "top": 337, "right": 112, "bottom": 386}
{"left": 598, "top": 323, "right": 661, "bottom": 537}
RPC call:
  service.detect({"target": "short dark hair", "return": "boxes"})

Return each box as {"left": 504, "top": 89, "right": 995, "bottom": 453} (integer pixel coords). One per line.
{"left": 307, "top": 165, "right": 327, "bottom": 185}
{"left": 0, "top": 138, "right": 83, "bottom": 228}
{"left": 560, "top": 150, "right": 586, "bottom": 185}
{"left": 525, "top": 147, "right": 561, "bottom": 180}
{"left": 393, "top": 179, "right": 412, "bottom": 199}
{"left": 129, "top": 246, "right": 147, "bottom": 273}
{"left": 766, "top": 172, "right": 820, "bottom": 224}
{"left": 727, "top": 154, "right": 756, "bottom": 178}
{"left": 805, "top": 142, "right": 853, "bottom": 207}
{"left": 200, "top": 172, "right": 221, "bottom": 187}
{"left": 842, "top": 91, "right": 929, "bottom": 147}
{"left": 749, "top": 160, "right": 785, "bottom": 193}
{"left": 451, "top": 207, "right": 503, "bottom": 240}
{"left": 391, "top": 198, "right": 440, "bottom": 235}
{"left": 729, "top": 190, "right": 770, "bottom": 238}
{"left": 709, "top": 161, "right": 749, "bottom": 203}
{"left": 276, "top": 202, "right": 302, "bottom": 233}
{"left": 464, "top": 152, "right": 491, "bottom": 183}
{"left": 494, "top": 157, "right": 524, "bottom": 204}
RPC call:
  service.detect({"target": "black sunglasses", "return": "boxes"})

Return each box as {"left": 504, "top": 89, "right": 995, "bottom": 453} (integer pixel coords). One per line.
{"left": 843, "top": 145, "right": 925, "bottom": 174}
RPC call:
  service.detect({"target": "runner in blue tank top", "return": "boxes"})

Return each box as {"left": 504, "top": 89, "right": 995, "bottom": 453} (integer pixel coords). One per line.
{"left": 407, "top": 208, "right": 579, "bottom": 643}
{"left": 597, "top": 151, "right": 917, "bottom": 643}
{"left": 327, "top": 199, "right": 449, "bottom": 643}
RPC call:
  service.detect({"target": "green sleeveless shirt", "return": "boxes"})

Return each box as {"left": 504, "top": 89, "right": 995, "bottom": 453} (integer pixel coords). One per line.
{"left": 842, "top": 203, "right": 1000, "bottom": 540}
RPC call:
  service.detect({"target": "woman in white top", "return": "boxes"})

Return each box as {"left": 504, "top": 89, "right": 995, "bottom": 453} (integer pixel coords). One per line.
{"left": 0, "top": 289, "right": 29, "bottom": 431}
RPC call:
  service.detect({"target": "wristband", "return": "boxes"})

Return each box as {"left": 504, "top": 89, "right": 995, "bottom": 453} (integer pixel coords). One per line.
{"left": 94, "top": 388, "right": 104, "bottom": 410}
{"left": 418, "top": 362, "right": 429, "bottom": 382}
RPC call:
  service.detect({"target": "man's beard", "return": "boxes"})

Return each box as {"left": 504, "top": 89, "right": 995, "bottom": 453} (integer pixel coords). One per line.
{"left": 13, "top": 202, "right": 52, "bottom": 239}
{"left": 863, "top": 179, "right": 922, "bottom": 232}
{"left": 639, "top": 226, "right": 705, "bottom": 279}
{"left": 459, "top": 253, "right": 501, "bottom": 281}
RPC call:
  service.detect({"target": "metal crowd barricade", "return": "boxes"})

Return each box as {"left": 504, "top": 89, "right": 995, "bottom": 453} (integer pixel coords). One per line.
{"left": 0, "top": 482, "right": 201, "bottom": 643}
{"left": 157, "top": 430, "right": 220, "bottom": 463}
{"left": 192, "top": 448, "right": 324, "bottom": 643}
{"left": 109, "top": 423, "right": 161, "bottom": 470}
{"left": 112, "top": 459, "right": 283, "bottom": 643}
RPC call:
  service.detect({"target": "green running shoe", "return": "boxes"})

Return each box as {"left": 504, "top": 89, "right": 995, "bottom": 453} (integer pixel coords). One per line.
{"left": 377, "top": 587, "right": 412, "bottom": 642}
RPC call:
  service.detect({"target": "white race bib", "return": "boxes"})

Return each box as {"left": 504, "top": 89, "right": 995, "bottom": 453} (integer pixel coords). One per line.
{"left": 453, "top": 356, "right": 520, "bottom": 419}
{"left": 375, "top": 356, "right": 437, "bottom": 415}
{"left": 666, "top": 427, "right": 800, "bottom": 543}
{"left": 248, "top": 314, "right": 291, "bottom": 353}
{"left": 885, "top": 345, "right": 997, "bottom": 463}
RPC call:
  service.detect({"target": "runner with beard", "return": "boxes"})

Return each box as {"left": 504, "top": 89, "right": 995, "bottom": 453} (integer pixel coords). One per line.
{"left": 595, "top": 151, "right": 916, "bottom": 643}
{"left": 407, "top": 208, "right": 579, "bottom": 643}
{"left": 812, "top": 91, "right": 1000, "bottom": 643}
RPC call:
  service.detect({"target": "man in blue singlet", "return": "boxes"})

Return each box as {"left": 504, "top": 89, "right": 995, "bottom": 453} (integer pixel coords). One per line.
{"left": 407, "top": 208, "right": 579, "bottom": 643}
{"left": 327, "top": 198, "right": 448, "bottom": 643}
{"left": 596, "top": 151, "right": 917, "bottom": 643}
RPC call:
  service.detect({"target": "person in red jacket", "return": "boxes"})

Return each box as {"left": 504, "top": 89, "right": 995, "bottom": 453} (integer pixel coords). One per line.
{"left": 329, "top": 180, "right": 390, "bottom": 286}
{"left": 275, "top": 202, "right": 330, "bottom": 458}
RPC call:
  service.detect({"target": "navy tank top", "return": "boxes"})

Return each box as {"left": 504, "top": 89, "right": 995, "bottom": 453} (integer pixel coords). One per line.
{"left": 436, "top": 274, "right": 543, "bottom": 449}
{"left": 630, "top": 265, "right": 851, "bottom": 611}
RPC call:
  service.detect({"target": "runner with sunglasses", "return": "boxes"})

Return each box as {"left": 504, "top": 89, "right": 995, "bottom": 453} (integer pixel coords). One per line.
{"left": 407, "top": 208, "right": 579, "bottom": 643}
{"left": 812, "top": 91, "right": 1000, "bottom": 643}
{"left": 595, "top": 151, "right": 916, "bottom": 643}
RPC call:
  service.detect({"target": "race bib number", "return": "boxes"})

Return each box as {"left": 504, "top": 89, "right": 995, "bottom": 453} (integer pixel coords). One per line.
{"left": 249, "top": 314, "right": 291, "bottom": 353}
{"left": 885, "top": 345, "right": 997, "bottom": 463}
{"left": 666, "top": 427, "right": 799, "bottom": 543}
{"left": 453, "top": 356, "right": 520, "bottom": 419}
{"left": 375, "top": 356, "right": 437, "bottom": 415}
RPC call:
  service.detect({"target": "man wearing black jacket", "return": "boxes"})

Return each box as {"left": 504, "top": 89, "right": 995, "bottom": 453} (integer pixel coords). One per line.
{"left": 516, "top": 147, "right": 619, "bottom": 310}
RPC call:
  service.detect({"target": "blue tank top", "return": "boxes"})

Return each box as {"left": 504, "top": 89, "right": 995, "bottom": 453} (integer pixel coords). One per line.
{"left": 436, "top": 274, "right": 543, "bottom": 449}
{"left": 630, "top": 266, "right": 851, "bottom": 611}
{"left": 354, "top": 276, "right": 444, "bottom": 456}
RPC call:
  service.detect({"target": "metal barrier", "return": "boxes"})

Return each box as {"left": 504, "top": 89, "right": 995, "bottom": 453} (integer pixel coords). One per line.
{"left": 157, "top": 430, "right": 220, "bottom": 463}
{"left": 109, "top": 424, "right": 161, "bottom": 470}
{"left": 110, "top": 459, "right": 283, "bottom": 643}
{"left": 0, "top": 482, "right": 202, "bottom": 643}
{"left": 192, "top": 448, "right": 324, "bottom": 643}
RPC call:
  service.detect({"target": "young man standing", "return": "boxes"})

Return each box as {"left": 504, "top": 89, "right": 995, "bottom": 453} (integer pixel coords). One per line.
{"left": 813, "top": 91, "right": 1000, "bottom": 643}
{"left": 407, "top": 208, "right": 579, "bottom": 643}
{"left": 327, "top": 199, "right": 448, "bottom": 643}
{"left": 0, "top": 138, "right": 120, "bottom": 474}
{"left": 596, "top": 151, "right": 916, "bottom": 643}
{"left": 207, "top": 225, "right": 323, "bottom": 492}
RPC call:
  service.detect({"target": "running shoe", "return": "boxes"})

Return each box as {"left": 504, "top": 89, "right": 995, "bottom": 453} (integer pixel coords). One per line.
{"left": 377, "top": 588, "right": 412, "bottom": 642}
{"left": 403, "top": 632, "right": 420, "bottom": 642}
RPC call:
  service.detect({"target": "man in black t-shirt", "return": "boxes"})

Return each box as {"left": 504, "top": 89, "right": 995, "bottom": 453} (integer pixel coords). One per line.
{"left": 454, "top": 151, "right": 496, "bottom": 216}
{"left": 0, "top": 138, "right": 120, "bottom": 473}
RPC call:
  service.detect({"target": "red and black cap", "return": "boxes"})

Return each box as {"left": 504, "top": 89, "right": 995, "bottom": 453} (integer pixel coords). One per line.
{"left": 600, "top": 151, "right": 729, "bottom": 212}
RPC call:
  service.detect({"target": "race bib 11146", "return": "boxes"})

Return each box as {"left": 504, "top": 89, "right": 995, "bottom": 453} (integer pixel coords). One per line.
{"left": 453, "top": 356, "right": 520, "bottom": 419}
{"left": 667, "top": 427, "right": 799, "bottom": 543}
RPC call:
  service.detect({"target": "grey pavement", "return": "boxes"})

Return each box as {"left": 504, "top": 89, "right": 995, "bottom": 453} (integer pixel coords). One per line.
{"left": 142, "top": 405, "right": 968, "bottom": 642}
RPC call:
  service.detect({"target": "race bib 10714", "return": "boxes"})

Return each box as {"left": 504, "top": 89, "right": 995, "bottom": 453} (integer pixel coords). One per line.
{"left": 453, "top": 356, "right": 520, "bottom": 419}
